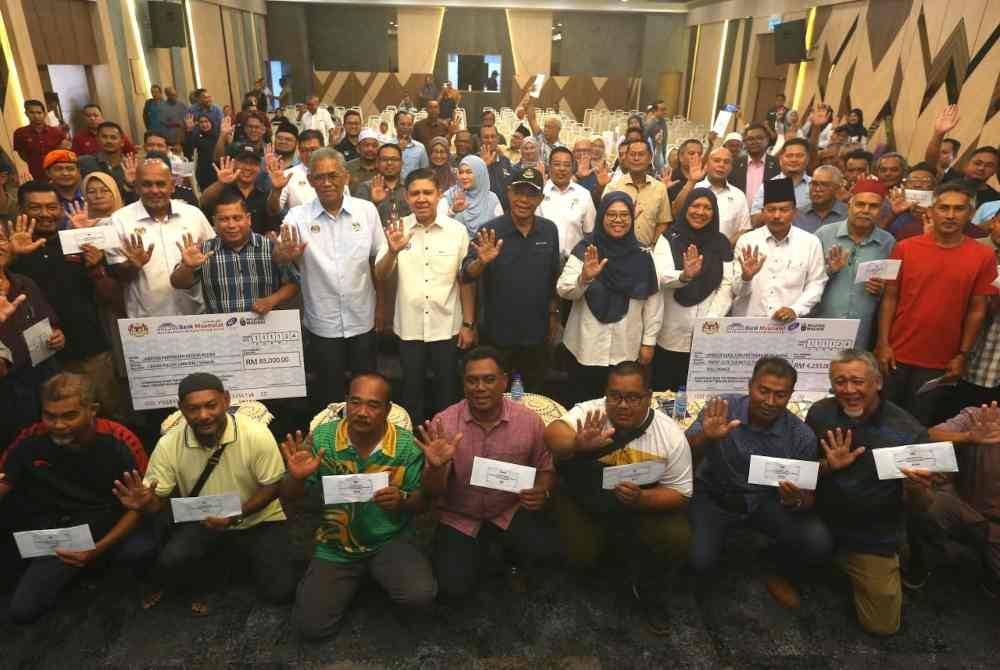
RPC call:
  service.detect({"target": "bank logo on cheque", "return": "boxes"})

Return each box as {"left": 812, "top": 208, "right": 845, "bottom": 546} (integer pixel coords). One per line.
{"left": 128, "top": 323, "right": 149, "bottom": 338}
{"left": 225, "top": 317, "right": 238, "bottom": 327}
{"left": 787, "top": 322, "right": 800, "bottom": 332}
{"left": 701, "top": 321, "right": 720, "bottom": 335}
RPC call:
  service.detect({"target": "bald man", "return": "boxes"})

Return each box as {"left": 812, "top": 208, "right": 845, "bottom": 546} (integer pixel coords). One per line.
{"left": 694, "top": 146, "right": 751, "bottom": 242}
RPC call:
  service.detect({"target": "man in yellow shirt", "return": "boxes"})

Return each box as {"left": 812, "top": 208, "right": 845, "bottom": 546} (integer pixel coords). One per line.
{"left": 113, "top": 373, "right": 295, "bottom": 614}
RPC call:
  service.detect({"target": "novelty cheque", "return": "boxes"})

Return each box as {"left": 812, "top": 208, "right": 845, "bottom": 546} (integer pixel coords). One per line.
{"left": 687, "top": 318, "right": 860, "bottom": 400}
{"left": 118, "top": 310, "right": 307, "bottom": 409}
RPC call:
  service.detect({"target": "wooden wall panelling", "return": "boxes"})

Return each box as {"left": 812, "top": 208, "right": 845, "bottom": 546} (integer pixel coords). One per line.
{"left": 688, "top": 21, "right": 724, "bottom": 125}
{"left": 22, "top": 0, "right": 99, "bottom": 65}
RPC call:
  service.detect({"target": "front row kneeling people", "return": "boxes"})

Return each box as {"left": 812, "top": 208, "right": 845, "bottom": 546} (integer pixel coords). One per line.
{"left": 2, "top": 354, "right": 962, "bottom": 636}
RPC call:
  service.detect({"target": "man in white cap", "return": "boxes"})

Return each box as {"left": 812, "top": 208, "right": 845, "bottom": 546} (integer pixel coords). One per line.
{"left": 346, "top": 128, "right": 381, "bottom": 195}
{"left": 722, "top": 132, "right": 743, "bottom": 159}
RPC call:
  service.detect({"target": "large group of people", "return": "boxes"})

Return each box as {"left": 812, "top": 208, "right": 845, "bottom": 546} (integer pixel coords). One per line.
{"left": 0, "top": 78, "right": 997, "bottom": 641}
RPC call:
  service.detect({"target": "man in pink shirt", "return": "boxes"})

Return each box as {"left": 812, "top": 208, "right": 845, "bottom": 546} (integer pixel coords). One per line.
{"left": 419, "top": 346, "right": 558, "bottom": 597}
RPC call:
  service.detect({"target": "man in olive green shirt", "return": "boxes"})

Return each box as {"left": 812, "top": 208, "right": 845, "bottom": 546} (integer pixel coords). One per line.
{"left": 281, "top": 372, "right": 437, "bottom": 640}
{"left": 602, "top": 139, "right": 672, "bottom": 246}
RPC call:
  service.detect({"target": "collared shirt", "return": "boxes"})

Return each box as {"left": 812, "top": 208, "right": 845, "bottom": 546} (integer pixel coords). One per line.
{"left": 191, "top": 233, "right": 296, "bottom": 313}
{"left": 733, "top": 225, "right": 827, "bottom": 318}
{"left": 144, "top": 414, "right": 287, "bottom": 530}
{"left": 933, "top": 407, "right": 1000, "bottom": 533}
{"left": 13, "top": 124, "right": 67, "bottom": 180}
{"left": 346, "top": 158, "right": 379, "bottom": 194}
{"left": 461, "top": 214, "right": 561, "bottom": 347}
{"left": 412, "top": 117, "right": 451, "bottom": 147}
{"left": 750, "top": 173, "right": 813, "bottom": 215}
{"left": 557, "top": 253, "right": 663, "bottom": 366}
{"left": 807, "top": 398, "right": 927, "bottom": 555}
{"left": 966, "top": 238, "right": 1000, "bottom": 387}
{"left": 652, "top": 237, "right": 735, "bottom": 352}
{"left": 159, "top": 100, "right": 188, "bottom": 144}
{"left": 694, "top": 178, "right": 752, "bottom": 240}
{"left": 563, "top": 398, "right": 693, "bottom": 496}
{"left": 399, "top": 138, "right": 429, "bottom": 180}
{"left": 485, "top": 154, "right": 513, "bottom": 212}
{"left": 105, "top": 199, "right": 216, "bottom": 317}
{"left": 210, "top": 182, "right": 275, "bottom": 235}
{"left": 10, "top": 235, "right": 108, "bottom": 360}
{"left": 376, "top": 213, "right": 469, "bottom": 342}
{"left": 283, "top": 195, "right": 385, "bottom": 338}
{"left": 602, "top": 174, "right": 673, "bottom": 247}
{"left": 536, "top": 181, "right": 597, "bottom": 257}
{"left": 305, "top": 419, "right": 424, "bottom": 563}
{"left": 279, "top": 163, "right": 316, "bottom": 210}
{"left": 814, "top": 221, "right": 895, "bottom": 348}
{"left": 354, "top": 177, "right": 411, "bottom": 225}
{"left": 57, "top": 188, "right": 85, "bottom": 224}
{"left": 533, "top": 133, "right": 564, "bottom": 167}
{"left": 744, "top": 157, "right": 766, "bottom": 206}
{"left": 689, "top": 394, "right": 818, "bottom": 513}
{"left": 336, "top": 136, "right": 360, "bottom": 163}
{"left": 71, "top": 128, "right": 135, "bottom": 157}
{"left": 434, "top": 398, "right": 554, "bottom": 537}
{"left": 300, "top": 107, "right": 336, "bottom": 141}
{"left": 794, "top": 200, "right": 848, "bottom": 234}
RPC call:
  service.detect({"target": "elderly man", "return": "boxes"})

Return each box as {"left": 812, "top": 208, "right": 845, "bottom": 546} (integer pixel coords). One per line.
{"left": 904, "top": 402, "right": 1000, "bottom": 597}
{"left": 695, "top": 146, "right": 751, "bottom": 242}
{"left": 297, "top": 95, "right": 337, "bottom": 147}
{"left": 686, "top": 357, "right": 833, "bottom": 609}
{"left": 105, "top": 160, "right": 216, "bottom": 317}
{"left": 421, "top": 347, "right": 558, "bottom": 598}
{"left": 113, "top": 373, "right": 296, "bottom": 615}
{"left": 814, "top": 179, "right": 896, "bottom": 349}
{"left": 412, "top": 100, "right": 451, "bottom": 147}
{"left": 807, "top": 349, "right": 934, "bottom": 635}
{"left": 267, "top": 129, "right": 324, "bottom": 216}
{"left": 722, "top": 132, "right": 743, "bottom": 158}
{"left": 0, "top": 373, "right": 152, "bottom": 623}
{"left": 394, "top": 110, "right": 429, "bottom": 180}
{"left": 451, "top": 131, "right": 474, "bottom": 165}
{"left": 201, "top": 144, "right": 275, "bottom": 235}
{"left": 374, "top": 168, "right": 475, "bottom": 424}
{"left": 730, "top": 124, "right": 779, "bottom": 204}
{"left": 346, "top": 128, "right": 381, "bottom": 194}
{"left": 280, "top": 148, "right": 384, "bottom": 410}
{"left": 462, "top": 168, "right": 560, "bottom": 392}
{"left": 602, "top": 140, "right": 672, "bottom": 247}
{"left": 668, "top": 139, "right": 707, "bottom": 216}
{"left": 280, "top": 373, "right": 437, "bottom": 639}
{"left": 733, "top": 178, "right": 827, "bottom": 321}
{"left": 546, "top": 361, "right": 692, "bottom": 633}
{"left": 750, "top": 139, "right": 813, "bottom": 223}
{"left": 877, "top": 183, "right": 996, "bottom": 425}
{"left": 524, "top": 97, "right": 563, "bottom": 166}
{"left": 795, "top": 165, "right": 848, "bottom": 234}
{"left": 536, "top": 147, "right": 596, "bottom": 257}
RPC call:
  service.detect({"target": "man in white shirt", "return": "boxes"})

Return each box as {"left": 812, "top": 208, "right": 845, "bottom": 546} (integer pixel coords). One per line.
{"left": 106, "top": 160, "right": 215, "bottom": 317}
{"left": 266, "top": 129, "right": 325, "bottom": 217}
{"left": 279, "top": 148, "right": 385, "bottom": 411}
{"left": 543, "top": 361, "right": 692, "bottom": 635}
{"left": 374, "top": 168, "right": 476, "bottom": 424}
{"left": 297, "top": 96, "right": 337, "bottom": 147}
{"left": 695, "top": 147, "right": 751, "bottom": 243}
{"left": 536, "top": 147, "right": 596, "bottom": 257}
{"left": 750, "top": 139, "right": 813, "bottom": 223}
{"left": 733, "top": 178, "right": 827, "bottom": 322}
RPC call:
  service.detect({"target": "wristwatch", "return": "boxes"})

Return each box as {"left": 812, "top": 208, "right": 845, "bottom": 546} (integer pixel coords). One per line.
{"left": 400, "top": 490, "right": 411, "bottom": 502}
{"left": 462, "top": 321, "right": 476, "bottom": 329}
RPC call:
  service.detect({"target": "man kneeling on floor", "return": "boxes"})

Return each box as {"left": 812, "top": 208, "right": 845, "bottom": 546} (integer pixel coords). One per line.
{"left": 544, "top": 361, "right": 693, "bottom": 635}
{"left": 281, "top": 372, "right": 436, "bottom": 640}
{"left": 113, "top": 373, "right": 296, "bottom": 614}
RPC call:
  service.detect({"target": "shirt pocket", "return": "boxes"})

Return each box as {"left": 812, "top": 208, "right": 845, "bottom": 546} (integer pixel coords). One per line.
{"left": 428, "top": 246, "right": 460, "bottom": 275}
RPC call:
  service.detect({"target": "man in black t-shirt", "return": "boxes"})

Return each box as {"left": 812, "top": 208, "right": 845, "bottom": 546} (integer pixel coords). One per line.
{"left": 0, "top": 373, "right": 153, "bottom": 623}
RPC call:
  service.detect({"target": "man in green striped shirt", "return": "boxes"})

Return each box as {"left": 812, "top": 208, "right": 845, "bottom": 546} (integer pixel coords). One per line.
{"left": 280, "top": 372, "right": 437, "bottom": 640}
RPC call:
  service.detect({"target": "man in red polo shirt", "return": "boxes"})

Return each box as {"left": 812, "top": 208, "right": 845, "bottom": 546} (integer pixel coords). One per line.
{"left": 13, "top": 100, "right": 67, "bottom": 180}
{"left": 70, "top": 103, "right": 135, "bottom": 157}
{"left": 876, "top": 182, "right": 997, "bottom": 426}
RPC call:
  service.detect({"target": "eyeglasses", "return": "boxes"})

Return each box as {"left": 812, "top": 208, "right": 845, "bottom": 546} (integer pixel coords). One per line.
{"left": 606, "top": 391, "right": 648, "bottom": 406}
{"left": 605, "top": 213, "right": 631, "bottom": 222}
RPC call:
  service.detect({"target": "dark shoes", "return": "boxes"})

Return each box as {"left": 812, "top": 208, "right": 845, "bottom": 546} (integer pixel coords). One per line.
{"left": 631, "top": 581, "right": 671, "bottom": 636}
{"left": 765, "top": 575, "right": 801, "bottom": 609}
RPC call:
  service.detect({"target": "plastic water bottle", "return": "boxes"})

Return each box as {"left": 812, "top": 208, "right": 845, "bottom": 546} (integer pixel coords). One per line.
{"left": 673, "top": 386, "right": 687, "bottom": 420}
{"left": 510, "top": 372, "right": 525, "bottom": 402}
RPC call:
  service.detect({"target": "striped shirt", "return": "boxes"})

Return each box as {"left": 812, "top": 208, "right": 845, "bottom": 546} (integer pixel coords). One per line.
{"left": 193, "top": 233, "right": 296, "bottom": 314}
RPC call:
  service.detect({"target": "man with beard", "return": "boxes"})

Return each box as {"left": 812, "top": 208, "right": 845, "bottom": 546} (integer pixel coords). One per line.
{"left": 0, "top": 373, "right": 152, "bottom": 623}
{"left": 346, "top": 129, "right": 381, "bottom": 195}
{"left": 814, "top": 179, "right": 896, "bottom": 349}
{"left": 730, "top": 124, "right": 779, "bottom": 205}
{"left": 113, "top": 373, "right": 296, "bottom": 615}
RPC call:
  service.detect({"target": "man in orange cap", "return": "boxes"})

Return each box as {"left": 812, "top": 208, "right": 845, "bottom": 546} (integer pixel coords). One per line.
{"left": 43, "top": 149, "right": 83, "bottom": 221}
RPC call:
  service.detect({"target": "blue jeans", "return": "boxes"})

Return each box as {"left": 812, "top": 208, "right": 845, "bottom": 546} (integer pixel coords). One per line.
{"left": 689, "top": 490, "right": 833, "bottom": 576}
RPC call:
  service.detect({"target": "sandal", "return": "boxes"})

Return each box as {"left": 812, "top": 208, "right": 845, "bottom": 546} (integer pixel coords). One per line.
{"left": 141, "top": 589, "right": 164, "bottom": 610}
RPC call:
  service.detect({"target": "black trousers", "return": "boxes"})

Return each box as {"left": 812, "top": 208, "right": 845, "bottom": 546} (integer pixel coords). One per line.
{"left": 652, "top": 347, "right": 691, "bottom": 392}
{"left": 305, "top": 328, "right": 377, "bottom": 413}
{"left": 481, "top": 335, "right": 550, "bottom": 394}
{"left": 565, "top": 352, "right": 610, "bottom": 408}
{"left": 432, "top": 511, "right": 559, "bottom": 599}
{"left": 398, "top": 337, "right": 458, "bottom": 425}
{"left": 883, "top": 363, "right": 948, "bottom": 426}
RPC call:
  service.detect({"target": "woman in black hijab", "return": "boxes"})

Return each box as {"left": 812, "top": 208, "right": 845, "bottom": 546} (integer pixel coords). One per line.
{"left": 651, "top": 188, "right": 735, "bottom": 391}
{"left": 842, "top": 108, "right": 869, "bottom": 141}
{"left": 557, "top": 192, "right": 660, "bottom": 405}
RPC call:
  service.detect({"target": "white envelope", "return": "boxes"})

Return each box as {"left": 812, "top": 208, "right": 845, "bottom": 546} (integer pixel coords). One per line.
{"left": 57, "top": 226, "right": 117, "bottom": 255}
{"left": 470, "top": 456, "right": 535, "bottom": 493}
{"left": 322, "top": 472, "right": 390, "bottom": 504}
{"left": 872, "top": 442, "right": 959, "bottom": 480}
{"left": 14, "top": 524, "right": 96, "bottom": 559}
{"left": 855, "top": 259, "right": 901, "bottom": 283}
{"left": 747, "top": 455, "right": 819, "bottom": 490}
{"left": 22, "top": 317, "right": 55, "bottom": 367}
{"left": 601, "top": 461, "right": 667, "bottom": 489}
{"left": 904, "top": 189, "right": 933, "bottom": 208}
{"left": 170, "top": 492, "right": 243, "bottom": 523}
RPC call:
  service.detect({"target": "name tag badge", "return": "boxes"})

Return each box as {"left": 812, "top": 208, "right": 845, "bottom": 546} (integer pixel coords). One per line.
{"left": 351, "top": 221, "right": 361, "bottom": 232}
{"left": 434, "top": 248, "right": 451, "bottom": 256}
{"left": 310, "top": 224, "right": 321, "bottom": 234}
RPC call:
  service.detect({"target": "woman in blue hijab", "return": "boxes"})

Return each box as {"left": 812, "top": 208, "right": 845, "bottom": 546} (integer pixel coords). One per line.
{"left": 438, "top": 154, "right": 502, "bottom": 237}
{"left": 557, "top": 191, "right": 661, "bottom": 405}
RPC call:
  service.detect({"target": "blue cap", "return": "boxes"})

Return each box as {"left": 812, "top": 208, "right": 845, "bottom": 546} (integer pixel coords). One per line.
{"left": 973, "top": 201, "right": 1000, "bottom": 227}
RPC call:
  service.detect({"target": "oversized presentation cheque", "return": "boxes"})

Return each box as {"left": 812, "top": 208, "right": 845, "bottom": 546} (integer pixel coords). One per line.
{"left": 687, "top": 318, "right": 860, "bottom": 401}
{"left": 119, "top": 310, "right": 307, "bottom": 409}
